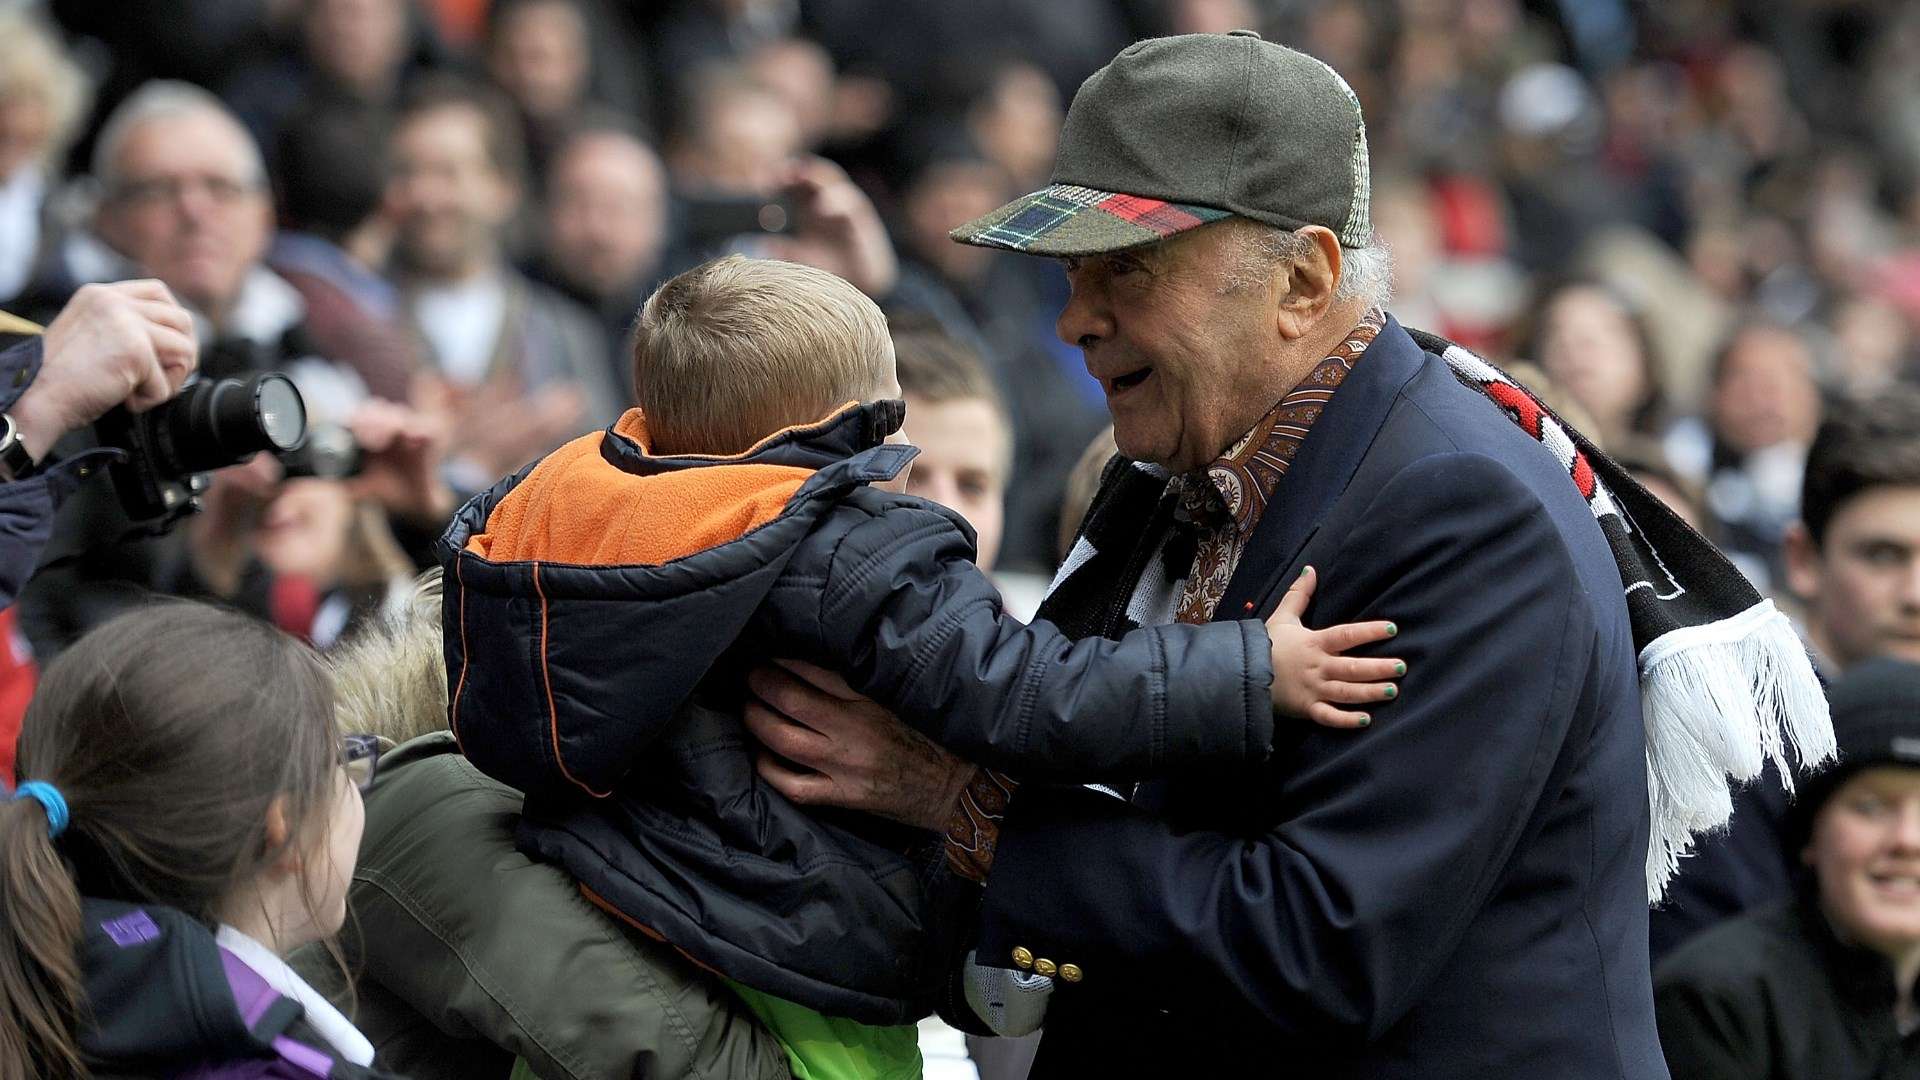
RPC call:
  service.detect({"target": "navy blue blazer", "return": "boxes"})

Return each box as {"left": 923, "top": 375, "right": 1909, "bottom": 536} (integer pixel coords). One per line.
{"left": 978, "top": 320, "right": 1671, "bottom": 1078}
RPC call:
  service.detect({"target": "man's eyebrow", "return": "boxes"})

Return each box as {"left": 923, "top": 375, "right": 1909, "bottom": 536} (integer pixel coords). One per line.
{"left": 1848, "top": 535, "right": 1917, "bottom": 553}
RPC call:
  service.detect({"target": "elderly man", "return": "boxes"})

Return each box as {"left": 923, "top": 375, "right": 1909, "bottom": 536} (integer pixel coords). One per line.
{"left": 72, "top": 81, "right": 410, "bottom": 404}
{"left": 744, "top": 33, "right": 1828, "bottom": 1077}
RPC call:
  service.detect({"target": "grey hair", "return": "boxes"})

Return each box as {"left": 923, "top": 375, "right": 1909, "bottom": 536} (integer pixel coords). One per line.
{"left": 1223, "top": 219, "right": 1394, "bottom": 311}
{"left": 0, "top": 12, "right": 93, "bottom": 171}
{"left": 90, "top": 80, "right": 266, "bottom": 192}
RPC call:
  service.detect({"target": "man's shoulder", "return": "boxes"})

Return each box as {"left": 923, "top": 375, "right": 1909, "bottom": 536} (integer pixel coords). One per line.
{"left": 1364, "top": 345, "right": 1610, "bottom": 539}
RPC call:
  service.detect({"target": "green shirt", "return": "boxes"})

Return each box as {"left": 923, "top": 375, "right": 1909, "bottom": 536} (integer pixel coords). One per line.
{"left": 725, "top": 980, "right": 923, "bottom": 1080}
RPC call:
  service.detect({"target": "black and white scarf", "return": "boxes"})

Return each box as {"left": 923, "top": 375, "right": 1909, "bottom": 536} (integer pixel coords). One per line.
{"left": 1042, "top": 331, "right": 1835, "bottom": 902}
{"left": 1410, "top": 329, "right": 1833, "bottom": 899}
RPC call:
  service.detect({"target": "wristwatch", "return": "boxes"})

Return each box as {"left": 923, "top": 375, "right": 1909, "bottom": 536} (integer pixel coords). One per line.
{"left": 0, "top": 412, "right": 37, "bottom": 481}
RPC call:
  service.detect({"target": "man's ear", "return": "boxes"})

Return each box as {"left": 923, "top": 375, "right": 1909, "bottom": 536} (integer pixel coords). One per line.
{"left": 1274, "top": 226, "right": 1340, "bottom": 340}
{"left": 1783, "top": 520, "right": 1823, "bottom": 603}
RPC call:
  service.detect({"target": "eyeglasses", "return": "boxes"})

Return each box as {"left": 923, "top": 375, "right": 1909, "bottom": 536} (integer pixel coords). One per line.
{"left": 340, "top": 734, "right": 383, "bottom": 793}
{"left": 108, "top": 173, "right": 263, "bottom": 209}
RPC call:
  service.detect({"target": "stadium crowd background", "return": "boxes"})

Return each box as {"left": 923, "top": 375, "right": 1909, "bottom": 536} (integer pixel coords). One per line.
{"left": 3, "top": 1, "right": 1920, "bottom": 1076}
{"left": 1, "top": 0, "right": 1915, "bottom": 598}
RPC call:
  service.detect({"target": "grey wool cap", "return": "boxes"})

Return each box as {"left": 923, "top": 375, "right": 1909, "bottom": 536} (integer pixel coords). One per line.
{"left": 950, "top": 30, "right": 1373, "bottom": 257}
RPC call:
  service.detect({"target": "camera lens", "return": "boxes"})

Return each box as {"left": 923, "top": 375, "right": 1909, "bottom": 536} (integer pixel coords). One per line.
{"left": 155, "top": 373, "right": 308, "bottom": 476}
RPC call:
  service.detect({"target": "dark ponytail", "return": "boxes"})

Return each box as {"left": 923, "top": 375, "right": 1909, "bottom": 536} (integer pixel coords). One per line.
{"left": 0, "top": 602, "right": 338, "bottom": 1080}
{"left": 0, "top": 793, "right": 86, "bottom": 1080}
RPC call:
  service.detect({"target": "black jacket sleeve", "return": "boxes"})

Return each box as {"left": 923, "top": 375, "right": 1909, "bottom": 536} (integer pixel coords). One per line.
{"left": 969, "top": 453, "right": 1596, "bottom": 1036}
{"left": 768, "top": 496, "right": 1275, "bottom": 780}
{"left": 1652, "top": 972, "right": 1771, "bottom": 1080}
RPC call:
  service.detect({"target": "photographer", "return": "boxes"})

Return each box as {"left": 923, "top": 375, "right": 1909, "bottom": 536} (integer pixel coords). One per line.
{"left": 0, "top": 279, "right": 196, "bottom": 607}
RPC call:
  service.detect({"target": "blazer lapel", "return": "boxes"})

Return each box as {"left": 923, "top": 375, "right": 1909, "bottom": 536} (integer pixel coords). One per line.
{"left": 1216, "top": 317, "right": 1429, "bottom": 619}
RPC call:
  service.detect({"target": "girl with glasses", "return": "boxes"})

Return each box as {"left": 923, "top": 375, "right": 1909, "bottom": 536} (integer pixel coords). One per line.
{"left": 0, "top": 601, "right": 396, "bottom": 1079}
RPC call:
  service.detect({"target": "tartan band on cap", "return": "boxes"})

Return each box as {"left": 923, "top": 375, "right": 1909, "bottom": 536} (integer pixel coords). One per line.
{"left": 951, "top": 183, "right": 1234, "bottom": 256}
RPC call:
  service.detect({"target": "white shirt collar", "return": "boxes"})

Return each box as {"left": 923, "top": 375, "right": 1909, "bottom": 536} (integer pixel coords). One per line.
{"left": 215, "top": 924, "right": 375, "bottom": 1066}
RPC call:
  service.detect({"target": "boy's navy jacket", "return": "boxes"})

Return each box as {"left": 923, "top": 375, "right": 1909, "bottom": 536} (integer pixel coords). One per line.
{"left": 437, "top": 401, "right": 1275, "bottom": 1023}
{"left": 75, "top": 898, "right": 397, "bottom": 1079}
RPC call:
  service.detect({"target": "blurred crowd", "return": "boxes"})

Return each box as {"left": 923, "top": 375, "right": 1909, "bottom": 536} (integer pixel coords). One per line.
{"left": 2, "top": 1, "right": 1920, "bottom": 1076}
{"left": 1, "top": 0, "right": 1916, "bottom": 613}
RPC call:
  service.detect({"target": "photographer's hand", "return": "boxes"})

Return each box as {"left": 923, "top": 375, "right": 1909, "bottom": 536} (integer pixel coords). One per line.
{"left": 762, "top": 156, "right": 898, "bottom": 298}
{"left": 10, "top": 280, "right": 198, "bottom": 460}
{"left": 185, "top": 452, "right": 279, "bottom": 598}
{"left": 348, "top": 399, "right": 457, "bottom": 526}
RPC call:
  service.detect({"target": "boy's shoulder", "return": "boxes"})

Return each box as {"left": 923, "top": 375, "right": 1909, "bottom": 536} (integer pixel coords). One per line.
{"left": 800, "top": 483, "right": 977, "bottom": 557}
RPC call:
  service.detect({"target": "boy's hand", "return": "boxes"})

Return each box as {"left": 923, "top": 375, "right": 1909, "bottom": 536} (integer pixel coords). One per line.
{"left": 1265, "top": 566, "right": 1404, "bottom": 729}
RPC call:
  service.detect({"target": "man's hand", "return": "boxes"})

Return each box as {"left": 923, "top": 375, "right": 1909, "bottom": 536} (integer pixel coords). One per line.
{"left": 760, "top": 157, "right": 899, "bottom": 298}
{"left": 416, "top": 374, "right": 585, "bottom": 481}
{"left": 743, "top": 659, "right": 974, "bottom": 831}
{"left": 348, "top": 398, "right": 456, "bottom": 526}
{"left": 185, "top": 451, "right": 281, "bottom": 598}
{"left": 1265, "top": 565, "right": 1404, "bottom": 728}
{"left": 11, "top": 280, "right": 198, "bottom": 460}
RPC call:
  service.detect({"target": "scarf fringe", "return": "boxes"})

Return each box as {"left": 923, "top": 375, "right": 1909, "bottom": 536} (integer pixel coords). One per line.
{"left": 1639, "top": 600, "right": 1834, "bottom": 901}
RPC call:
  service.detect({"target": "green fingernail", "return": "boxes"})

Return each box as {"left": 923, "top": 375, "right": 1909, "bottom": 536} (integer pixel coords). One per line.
{"left": 1298, "top": 565, "right": 1311, "bottom": 579}
{"left": 1383, "top": 685, "right": 1398, "bottom": 700}
{"left": 1358, "top": 715, "right": 1371, "bottom": 727}
{"left": 1394, "top": 661, "right": 1406, "bottom": 676}
{"left": 1386, "top": 623, "right": 1398, "bottom": 637}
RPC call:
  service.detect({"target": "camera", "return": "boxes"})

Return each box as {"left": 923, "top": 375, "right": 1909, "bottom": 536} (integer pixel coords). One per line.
{"left": 93, "top": 372, "right": 308, "bottom": 524}
{"left": 279, "top": 422, "right": 363, "bottom": 481}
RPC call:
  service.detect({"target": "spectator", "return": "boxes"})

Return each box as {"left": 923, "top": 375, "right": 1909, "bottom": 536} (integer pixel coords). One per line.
{"left": 744, "top": 37, "right": 838, "bottom": 152}
{"left": 0, "top": 280, "right": 197, "bottom": 762}
{"left": 0, "top": 13, "right": 89, "bottom": 306}
{"left": 660, "top": 68, "right": 899, "bottom": 300}
{"left": 223, "top": 0, "right": 424, "bottom": 155}
{"left": 384, "top": 76, "right": 618, "bottom": 482}
{"left": 527, "top": 123, "right": 671, "bottom": 397}
{"left": 1667, "top": 321, "right": 1825, "bottom": 593}
{"left": 82, "top": 82, "right": 395, "bottom": 403}
{"left": 0, "top": 602, "right": 390, "bottom": 1078}
{"left": 1786, "top": 388, "right": 1920, "bottom": 674}
{"left": 1653, "top": 386, "right": 1920, "bottom": 961}
{"left": 483, "top": 0, "right": 618, "bottom": 183}
{"left": 885, "top": 146, "right": 1104, "bottom": 573}
{"left": 893, "top": 323, "right": 1012, "bottom": 572}
{"left": 1527, "top": 280, "right": 1668, "bottom": 448}
{"left": 270, "top": 103, "right": 424, "bottom": 405}
{"left": 18, "top": 85, "right": 429, "bottom": 652}
{"left": 665, "top": 67, "right": 802, "bottom": 199}
{"left": 1656, "top": 658, "right": 1920, "bottom": 1079}
{"left": 963, "top": 58, "right": 1064, "bottom": 192}
{"left": 177, "top": 402, "right": 448, "bottom": 651}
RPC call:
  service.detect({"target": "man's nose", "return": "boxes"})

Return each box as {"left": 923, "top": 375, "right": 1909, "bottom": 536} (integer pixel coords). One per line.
{"left": 1055, "top": 283, "right": 1113, "bottom": 350}
{"left": 1899, "top": 558, "right": 1920, "bottom": 612}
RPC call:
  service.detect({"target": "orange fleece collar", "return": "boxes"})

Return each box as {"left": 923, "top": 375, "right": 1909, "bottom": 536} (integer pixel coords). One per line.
{"left": 467, "top": 401, "right": 908, "bottom": 568}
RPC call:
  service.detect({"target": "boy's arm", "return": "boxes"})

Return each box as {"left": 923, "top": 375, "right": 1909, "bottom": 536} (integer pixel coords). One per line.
{"left": 774, "top": 501, "right": 1275, "bottom": 780}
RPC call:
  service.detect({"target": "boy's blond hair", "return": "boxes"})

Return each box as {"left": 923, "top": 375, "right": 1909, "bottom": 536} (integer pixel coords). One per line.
{"left": 631, "top": 256, "right": 895, "bottom": 455}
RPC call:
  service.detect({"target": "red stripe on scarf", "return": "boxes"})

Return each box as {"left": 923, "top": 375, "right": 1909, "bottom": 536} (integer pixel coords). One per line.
{"left": 1485, "top": 382, "right": 1542, "bottom": 439}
